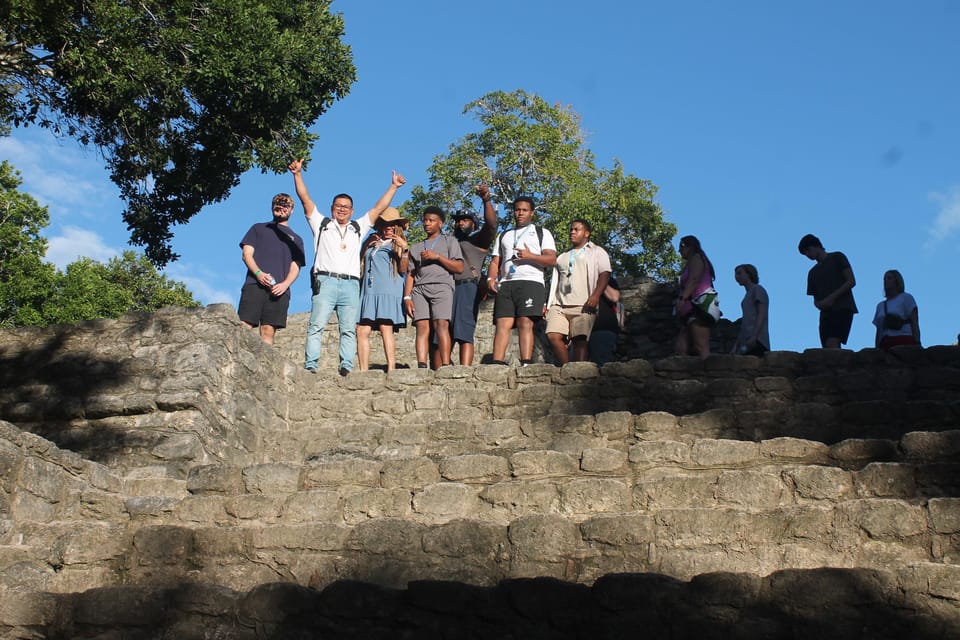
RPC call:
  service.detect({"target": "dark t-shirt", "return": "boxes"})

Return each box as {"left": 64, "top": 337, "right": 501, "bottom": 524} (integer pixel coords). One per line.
{"left": 240, "top": 222, "right": 306, "bottom": 286}
{"left": 806, "top": 251, "right": 857, "bottom": 314}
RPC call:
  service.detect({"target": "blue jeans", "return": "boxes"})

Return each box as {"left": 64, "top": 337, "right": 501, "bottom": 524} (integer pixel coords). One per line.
{"left": 304, "top": 275, "right": 360, "bottom": 371}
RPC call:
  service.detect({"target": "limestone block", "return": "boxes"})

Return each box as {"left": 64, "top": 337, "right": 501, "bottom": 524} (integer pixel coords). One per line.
{"left": 474, "top": 366, "right": 512, "bottom": 384}
{"left": 634, "top": 471, "right": 719, "bottom": 509}
{"left": 19, "top": 457, "right": 65, "bottom": 503}
{"left": 755, "top": 376, "right": 792, "bottom": 393}
{"left": 475, "top": 419, "right": 525, "bottom": 447}
{"left": 427, "top": 419, "right": 473, "bottom": 442}
{"left": 516, "top": 364, "right": 558, "bottom": 381}
{"left": 479, "top": 480, "right": 561, "bottom": 516}
{"left": 830, "top": 439, "right": 899, "bottom": 468}
{"left": 10, "top": 491, "right": 57, "bottom": 522}
{"left": 251, "top": 523, "right": 349, "bottom": 552}
{"left": 176, "top": 492, "right": 233, "bottom": 525}
{"left": 124, "top": 495, "right": 179, "bottom": 517}
{"left": 186, "top": 464, "right": 243, "bottom": 495}
{"left": 342, "top": 487, "right": 412, "bottom": 524}
{"left": 680, "top": 410, "right": 736, "bottom": 439}
{"left": 781, "top": 505, "right": 835, "bottom": 540}
{"left": 410, "top": 389, "right": 445, "bottom": 411}
{"left": 336, "top": 420, "right": 386, "bottom": 446}
{"left": 854, "top": 462, "right": 917, "bottom": 498}
{"left": 656, "top": 508, "right": 782, "bottom": 547}
{"left": 508, "top": 515, "right": 582, "bottom": 561}
{"left": 510, "top": 450, "right": 579, "bottom": 478}
{"left": 594, "top": 411, "right": 634, "bottom": 440}
{"left": 840, "top": 499, "right": 928, "bottom": 539}
{"left": 690, "top": 438, "right": 759, "bottom": 467}
{"left": 225, "top": 495, "right": 283, "bottom": 521}
{"left": 73, "top": 585, "right": 169, "bottom": 626}
{"left": 928, "top": 498, "right": 960, "bottom": 534}
{"left": 580, "top": 513, "right": 656, "bottom": 546}
{"left": 123, "top": 477, "right": 187, "bottom": 499}
{"left": 579, "top": 448, "right": 627, "bottom": 473}
{"left": 412, "top": 483, "right": 479, "bottom": 520}
{"left": 902, "top": 430, "right": 960, "bottom": 461}
{"left": 706, "top": 377, "right": 755, "bottom": 398}
{"left": 636, "top": 411, "right": 679, "bottom": 434}
{"left": 447, "top": 388, "right": 491, "bottom": 410}
{"left": 345, "top": 518, "right": 425, "bottom": 554}
{"left": 784, "top": 465, "right": 854, "bottom": 501}
{"left": 242, "top": 463, "right": 301, "bottom": 494}
{"left": 421, "top": 519, "right": 508, "bottom": 558}
{"left": 192, "top": 527, "right": 248, "bottom": 556}
{"left": 302, "top": 455, "right": 381, "bottom": 488}
{"left": 380, "top": 423, "right": 427, "bottom": 447}
{"left": 380, "top": 457, "right": 440, "bottom": 489}
{"left": 601, "top": 359, "right": 654, "bottom": 380}
{"left": 0, "top": 590, "right": 60, "bottom": 627}
{"left": 560, "top": 478, "right": 630, "bottom": 514}
{"left": 490, "top": 388, "right": 521, "bottom": 407}
{"left": 899, "top": 563, "right": 960, "bottom": 601}
{"left": 149, "top": 433, "right": 204, "bottom": 462}
{"left": 439, "top": 454, "right": 510, "bottom": 482}
{"left": 629, "top": 440, "right": 689, "bottom": 465}
{"left": 716, "top": 470, "right": 788, "bottom": 508}
{"left": 48, "top": 566, "right": 117, "bottom": 593}
{"left": 559, "top": 362, "right": 600, "bottom": 380}
{"left": 79, "top": 488, "right": 128, "bottom": 521}
{"left": 281, "top": 489, "right": 340, "bottom": 523}
{"left": 132, "top": 525, "right": 195, "bottom": 566}
{"left": 520, "top": 384, "right": 556, "bottom": 404}
{"left": 760, "top": 437, "right": 830, "bottom": 463}
{"left": 856, "top": 539, "right": 930, "bottom": 567}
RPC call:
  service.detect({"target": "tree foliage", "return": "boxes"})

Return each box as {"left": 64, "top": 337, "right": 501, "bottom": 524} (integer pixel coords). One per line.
{"left": 404, "top": 90, "right": 679, "bottom": 280}
{"left": 0, "top": 161, "right": 200, "bottom": 327}
{"left": 1, "top": 0, "right": 355, "bottom": 265}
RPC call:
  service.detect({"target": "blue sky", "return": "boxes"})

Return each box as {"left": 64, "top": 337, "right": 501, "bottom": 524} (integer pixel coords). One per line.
{"left": 2, "top": 0, "right": 958, "bottom": 350}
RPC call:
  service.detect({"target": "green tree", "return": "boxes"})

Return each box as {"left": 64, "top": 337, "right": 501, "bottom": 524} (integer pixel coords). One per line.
{"left": 0, "top": 160, "right": 200, "bottom": 327}
{"left": 2, "top": 0, "right": 355, "bottom": 266}
{"left": 404, "top": 90, "right": 679, "bottom": 280}
{"left": 0, "top": 160, "right": 58, "bottom": 327}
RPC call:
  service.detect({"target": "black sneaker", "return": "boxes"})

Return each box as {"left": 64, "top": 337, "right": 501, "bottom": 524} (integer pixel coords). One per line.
{"left": 338, "top": 367, "right": 351, "bottom": 377}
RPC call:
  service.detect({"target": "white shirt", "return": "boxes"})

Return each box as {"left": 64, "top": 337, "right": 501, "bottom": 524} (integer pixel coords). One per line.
{"left": 492, "top": 224, "right": 557, "bottom": 284}
{"left": 306, "top": 206, "right": 374, "bottom": 277}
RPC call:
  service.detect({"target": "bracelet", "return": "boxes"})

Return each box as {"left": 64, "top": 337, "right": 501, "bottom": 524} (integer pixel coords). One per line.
{"left": 402, "top": 295, "right": 412, "bottom": 301}
{"left": 254, "top": 269, "right": 262, "bottom": 276}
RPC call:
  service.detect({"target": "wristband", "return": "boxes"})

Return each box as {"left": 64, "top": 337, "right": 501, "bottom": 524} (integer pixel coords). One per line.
{"left": 254, "top": 269, "right": 262, "bottom": 276}
{"left": 403, "top": 295, "right": 412, "bottom": 301}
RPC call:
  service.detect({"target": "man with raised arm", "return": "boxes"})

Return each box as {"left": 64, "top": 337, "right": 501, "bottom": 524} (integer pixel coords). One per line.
{"left": 289, "top": 159, "right": 406, "bottom": 375}
{"left": 441, "top": 183, "right": 498, "bottom": 366}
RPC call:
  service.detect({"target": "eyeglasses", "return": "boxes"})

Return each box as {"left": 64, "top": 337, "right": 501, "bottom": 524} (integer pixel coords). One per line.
{"left": 332, "top": 203, "right": 353, "bottom": 211}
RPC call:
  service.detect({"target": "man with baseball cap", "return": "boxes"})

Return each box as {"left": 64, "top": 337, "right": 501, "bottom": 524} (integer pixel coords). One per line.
{"left": 439, "top": 184, "right": 498, "bottom": 366}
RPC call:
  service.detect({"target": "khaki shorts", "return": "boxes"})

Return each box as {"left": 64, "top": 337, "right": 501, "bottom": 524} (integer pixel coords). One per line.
{"left": 545, "top": 304, "right": 596, "bottom": 339}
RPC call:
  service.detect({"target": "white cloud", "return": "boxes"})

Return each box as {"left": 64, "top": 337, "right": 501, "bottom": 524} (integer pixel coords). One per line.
{"left": 927, "top": 186, "right": 960, "bottom": 245}
{"left": 45, "top": 226, "right": 119, "bottom": 268}
{"left": 164, "top": 263, "right": 236, "bottom": 306}
{"left": 1, "top": 129, "right": 118, "bottom": 218}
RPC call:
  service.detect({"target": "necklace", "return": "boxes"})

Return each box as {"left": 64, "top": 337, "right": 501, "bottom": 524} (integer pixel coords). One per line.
{"left": 335, "top": 223, "right": 349, "bottom": 251}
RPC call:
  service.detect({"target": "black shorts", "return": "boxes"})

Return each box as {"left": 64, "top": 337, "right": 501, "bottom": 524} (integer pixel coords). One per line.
{"left": 237, "top": 283, "right": 291, "bottom": 328}
{"left": 819, "top": 310, "right": 854, "bottom": 346}
{"left": 493, "top": 280, "right": 546, "bottom": 320}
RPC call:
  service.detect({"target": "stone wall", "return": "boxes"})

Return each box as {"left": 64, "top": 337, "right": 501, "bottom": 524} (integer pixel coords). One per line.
{"left": 1, "top": 304, "right": 959, "bottom": 638}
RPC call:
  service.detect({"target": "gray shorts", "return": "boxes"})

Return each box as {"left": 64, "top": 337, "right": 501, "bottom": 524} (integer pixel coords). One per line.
{"left": 412, "top": 282, "right": 454, "bottom": 322}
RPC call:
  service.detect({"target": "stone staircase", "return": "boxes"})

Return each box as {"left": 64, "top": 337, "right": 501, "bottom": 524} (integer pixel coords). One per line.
{"left": 1, "top": 305, "right": 959, "bottom": 638}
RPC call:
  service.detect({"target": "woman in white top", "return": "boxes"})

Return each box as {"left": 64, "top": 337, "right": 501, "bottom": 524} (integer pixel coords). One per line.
{"left": 872, "top": 269, "right": 920, "bottom": 350}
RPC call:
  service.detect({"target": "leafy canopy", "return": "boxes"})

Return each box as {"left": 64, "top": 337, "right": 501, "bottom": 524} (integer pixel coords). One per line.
{"left": 0, "top": 160, "right": 200, "bottom": 327}
{"left": 1, "top": 0, "right": 355, "bottom": 265}
{"left": 404, "top": 90, "right": 679, "bottom": 280}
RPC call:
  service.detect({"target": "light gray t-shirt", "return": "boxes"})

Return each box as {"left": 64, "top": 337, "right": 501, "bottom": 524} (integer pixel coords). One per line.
{"left": 409, "top": 234, "right": 464, "bottom": 287}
